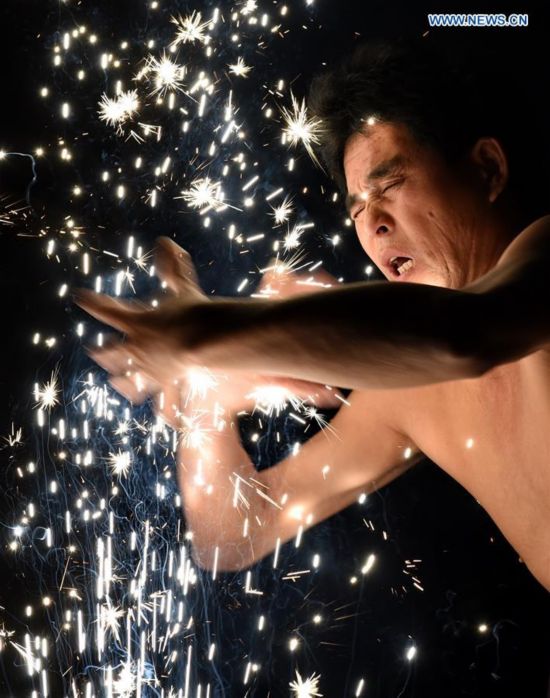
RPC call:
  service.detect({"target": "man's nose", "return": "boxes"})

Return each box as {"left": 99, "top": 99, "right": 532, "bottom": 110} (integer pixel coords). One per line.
{"left": 364, "top": 201, "right": 392, "bottom": 238}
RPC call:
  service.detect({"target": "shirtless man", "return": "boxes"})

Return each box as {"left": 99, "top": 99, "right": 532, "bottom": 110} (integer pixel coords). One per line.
{"left": 76, "top": 40, "right": 550, "bottom": 590}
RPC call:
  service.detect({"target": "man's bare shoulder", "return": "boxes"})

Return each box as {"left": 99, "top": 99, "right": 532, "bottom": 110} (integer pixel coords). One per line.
{"left": 497, "top": 213, "right": 550, "bottom": 267}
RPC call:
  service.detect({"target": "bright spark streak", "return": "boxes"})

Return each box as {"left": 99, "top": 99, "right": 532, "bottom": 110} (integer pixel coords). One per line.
{"left": 186, "top": 368, "right": 218, "bottom": 401}
{"left": 37, "top": 374, "right": 60, "bottom": 410}
{"left": 270, "top": 195, "right": 294, "bottom": 226}
{"left": 107, "top": 450, "right": 132, "bottom": 478}
{"left": 171, "top": 11, "right": 211, "bottom": 46}
{"left": 141, "top": 53, "right": 186, "bottom": 96}
{"left": 98, "top": 90, "right": 140, "bottom": 131}
{"left": 281, "top": 93, "right": 324, "bottom": 167}
{"left": 239, "top": 0, "right": 258, "bottom": 15}
{"left": 289, "top": 669, "right": 323, "bottom": 697}
{"left": 228, "top": 57, "right": 252, "bottom": 78}
{"left": 178, "top": 177, "right": 225, "bottom": 212}
{"left": 112, "top": 661, "right": 137, "bottom": 698}
{"left": 246, "top": 385, "right": 303, "bottom": 416}
{"left": 179, "top": 412, "right": 210, "bottom": 450}
{"left": 283, "top": 224, "right": 306, "bottom": 251}
{"left": 100, "top": 599, "right": 124, "bottom": 642}
{"left": 302, "top": 406, "right": 333, "bottom": 432}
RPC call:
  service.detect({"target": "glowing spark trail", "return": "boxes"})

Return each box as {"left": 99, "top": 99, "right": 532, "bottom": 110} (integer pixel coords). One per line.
{"left": 170, "top": 11, "right": 211, "bottom": 46}
{"left": 178, "top": 177, "right": 226, "bottom": 212}
{"left": 139, "top": 53, "right": 186, "bottom": 96}
{"left": 281, "top": 92, "right": 324, "bottom": 167}
{"left": 97, "top": 90, "right": 140, "bottom": 133}
{"left": 228, "top": 57, "right": 252, "bottom": 78}
{"left": 107, "top": 450, "right": 132, "bottom": 478}
{"left": 290, "top": 669, "right": 323, "bottom": 697}
{"left": 270, "top": 195, "right": 294, "bottom": 226}
{"left": 36, "top": 373, "right": 60, "bottom": 410}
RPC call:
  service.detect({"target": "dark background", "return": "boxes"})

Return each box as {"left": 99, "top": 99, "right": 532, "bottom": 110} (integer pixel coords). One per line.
{"left": 1, "top": 1, "right": 550, "bottom": 697}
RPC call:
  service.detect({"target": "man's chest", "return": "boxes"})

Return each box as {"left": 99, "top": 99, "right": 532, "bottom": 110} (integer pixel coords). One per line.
{"left": 392, "top": 350, "right": 550, "bottom": 587}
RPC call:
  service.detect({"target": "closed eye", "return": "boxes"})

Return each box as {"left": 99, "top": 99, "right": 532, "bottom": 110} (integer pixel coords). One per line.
{"left": 381, "top": 178, "right": 405, "bottom": 195}
{"left": 351, "top": 178, "right": 404, "bottom": 221}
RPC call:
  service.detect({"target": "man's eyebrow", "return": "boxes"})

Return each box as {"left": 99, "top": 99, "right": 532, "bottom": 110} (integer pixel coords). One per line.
{"left": 345, "top": 155, "right": 408, "bottom": 213}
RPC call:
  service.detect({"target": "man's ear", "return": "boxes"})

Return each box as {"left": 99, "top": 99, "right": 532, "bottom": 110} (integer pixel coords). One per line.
{"left": 469, "top": 137, "right": 509, "bottom": 203}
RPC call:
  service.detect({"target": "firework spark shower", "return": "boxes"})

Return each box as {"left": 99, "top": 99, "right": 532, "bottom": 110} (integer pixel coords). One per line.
{"left": 2, "top": 1, "right": 550, "bottom": 697}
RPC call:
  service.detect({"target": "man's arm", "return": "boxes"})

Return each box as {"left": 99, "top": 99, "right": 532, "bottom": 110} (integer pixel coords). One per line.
{"left": 78, "top": 216, "right": 550, "bottom": 398}
{"left": 192, "top": 216, "right": 550, "bottom": 388}
{"left": 178, "top": 388, "right": 420, "bottom": 572}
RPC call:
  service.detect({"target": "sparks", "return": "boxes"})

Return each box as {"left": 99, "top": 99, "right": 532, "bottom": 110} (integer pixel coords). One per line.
{"left": 228, "top": 57, "right": 252, "bottom": 78}
{"left": 112, "top": 661, "right": 138, "bottom": 698}
{"left": 37, "top": 373, "right": 60, "bottom": 410}
{"left": 270, "top": 195, "right": 294, "bottom": 226}
{"left": 98, "top": 90, "right": 140, "bottom": 132}
{"left": 140, "top": 53, "right": 186, "bottom": 96}
{"left": 246, "top": 385, "right": 303, "bottom": 416}
{"left": 107, "top": 450, "right": 132, "bottom": 478}
{"left": 239, "top": 0, "right": 258, "bottom": 15}
{"left": 171, "top": 11, "right": 211, "bottom": 46}
{"left": 283, "top": 224, "right": 306, "bottom": 251}
{"left": 179, "top": 411, "right": 211, "bottom": 451}
{"left": 100, "top": 598, "right": 124, "bottom": 642}
{"left": 186, "top": 367, "right": 219, "bottom": 401}
{"left": 178, "top": 177, "right": 226, "bottom": 212}
{"left": 289, "top": 669, "right": 323, "bottom": 697}
{"left": 281, "top": 93, "right": 324, "bottom": 167}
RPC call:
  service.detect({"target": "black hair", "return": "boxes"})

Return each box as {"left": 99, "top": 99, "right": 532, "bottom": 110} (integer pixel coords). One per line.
{"left": 308, "top": 36, "right": 550, "bottom": 221}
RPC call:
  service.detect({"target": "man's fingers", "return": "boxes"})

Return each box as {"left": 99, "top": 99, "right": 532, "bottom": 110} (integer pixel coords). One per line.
{"left": 109, "top": 374, "right": 152, "bottom": 404}
{"left": 154, "top": 383, "right": 183, "bottom": 429}
{"left": 268, "top": 377, "right": 343, "bottom": 407}
{"left": 88, "top": 341, "right": 134, "bottom": 376}
{"left": 74, "top": 289, "right": 139, "bottom": 331}
{"left": 155, "top": 237, "right": 201, "bottom": 296}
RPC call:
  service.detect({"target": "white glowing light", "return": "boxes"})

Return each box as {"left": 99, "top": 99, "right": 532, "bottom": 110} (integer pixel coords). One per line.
{"left": 112, "top": 661, "right": 137, "bottom": 698}
{"left": 100, "top": 599, "right": 124, "bottom": 642}
{"left": 140, "top": 53, "right": 186, "bottom": 95}
{"left": 246, "top": 385, "right": 303, "bottom": 416}
{"left": 178, "top": 177, "right": 226, "bottom": 212}
{"left": 171, "top": 11, "right": 211, "bottom": 46}
{"left": 98, "top": 90, "right": 139, "bottom": 131}
{"left": 37, "top": 374, "right": 60, "bottom": 410}
{"left": 283, "top": 224, "right": 306, "bottom": 251}
{"left": 289, "top": 669, "right": 323, "bottom": 697}
{"left": 186, "top": 368, "right": 218, "bottom": 400}
{"left": 107, "top": 450, "right": 132, "bottom": 478}
{"left": 228, "top": 57, "right": 252, "bottom": 78}
{"left": 270, "top": 195, "right": 294, "bottom": 226}
{"left": 281, "top": 93, "right": 324, "bottom": 166}
{"left": 179, "top": 412, "right": 210, "bottom": 450}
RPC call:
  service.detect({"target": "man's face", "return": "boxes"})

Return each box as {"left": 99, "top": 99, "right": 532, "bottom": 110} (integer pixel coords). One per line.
{"left": 343, "top": 121, "right": 501, "bottom": 289}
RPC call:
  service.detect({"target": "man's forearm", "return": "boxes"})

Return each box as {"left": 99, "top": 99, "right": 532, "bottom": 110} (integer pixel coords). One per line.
{"left": 177, "top": 401, "right": 277, "bottom": 571}
{"left": 191, "top": 280, "right": 489, "bottom": 390}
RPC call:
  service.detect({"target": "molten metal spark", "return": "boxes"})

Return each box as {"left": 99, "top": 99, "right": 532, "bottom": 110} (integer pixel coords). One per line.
{"left": 281, "top": 93, "right": 324, "bottom": 167}
{"left": 171, "top": 11, "right": 211, "bottom": 46}
{"left": 98, "top": 90, "right": 140, "bottom": 132}
{"left": 178, "top": 177, "right": 226, "bottom": 212}
{"left": 289, "top": 669, "right": 323, "bottom": 697}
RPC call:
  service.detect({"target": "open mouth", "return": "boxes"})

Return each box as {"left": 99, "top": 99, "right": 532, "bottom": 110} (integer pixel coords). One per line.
{"left": 389, "top": 256, "right": 415, "bottom": 278}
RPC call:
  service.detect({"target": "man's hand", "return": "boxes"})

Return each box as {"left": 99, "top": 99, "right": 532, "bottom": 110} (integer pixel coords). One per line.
{"left": 76, "top": 238, "right": 341, "bottom": 420}
{"left": 75, "top": 237, "right": 207, "bottom": 402}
